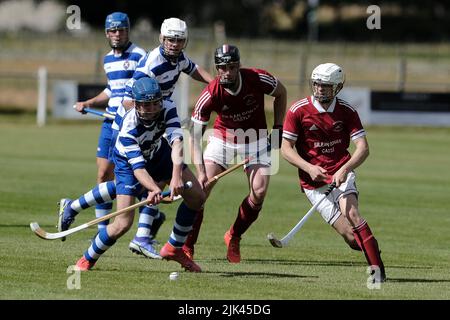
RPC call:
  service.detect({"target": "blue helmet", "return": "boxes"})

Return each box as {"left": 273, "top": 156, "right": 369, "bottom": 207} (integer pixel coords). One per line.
{"left": 133, "top": 78, "right": 163, "bottom": 126}
{"left": 105, "top": 12, "right": 130, "bottom": 30}
{"left": 132, "top": 77, "right": 162, "bottom": 102}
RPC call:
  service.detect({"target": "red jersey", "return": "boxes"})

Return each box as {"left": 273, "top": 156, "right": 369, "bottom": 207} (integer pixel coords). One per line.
{"left": 191, "top": 68, "right": 278, "bottom": 142}
{"left": 283, "top": 96, "right": 365, "bottom": 190}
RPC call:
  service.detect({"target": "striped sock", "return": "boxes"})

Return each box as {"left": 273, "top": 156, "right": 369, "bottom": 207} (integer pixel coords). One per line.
{"left": 68, "top": 181, "right": 116, "bottom": 218}
{"left": 96, "top": 202, "right": 113, "bottom": 230}
{"left": 134, "top": 204, "right": 160, "bottom": 242}
{"left": 169, "top": 202, "right": 196, "bottom": 248}
{"left": 184, "top": 208, "right": 204, "bottom": 249}
{"left": 83, "top": 228, "right": 116, "bottom": 262}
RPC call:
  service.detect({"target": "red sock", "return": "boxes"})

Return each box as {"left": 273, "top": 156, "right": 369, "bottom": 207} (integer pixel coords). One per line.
{"left": 184, "top": 208, "right": 204, "bottom": 249}
{"left": 230, "top": 196, "right": 262, "bottom": 238}
{"left": 353, "top": 220, "right": 385, "bottom": 274}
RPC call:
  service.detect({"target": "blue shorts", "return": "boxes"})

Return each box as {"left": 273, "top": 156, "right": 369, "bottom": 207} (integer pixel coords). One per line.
{"left": 96, "top": 119, "right": 114, "bottom": 160}
{"left": 108, "top": 128, "right": 119, "bottom": 161}
{"left": 115, "top": 138, "right": 175, "bottom": 197}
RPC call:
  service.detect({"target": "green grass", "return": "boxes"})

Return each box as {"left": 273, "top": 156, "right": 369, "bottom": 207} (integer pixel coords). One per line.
{"left": 1, "top": 119, "right": 450, "bottom": 300}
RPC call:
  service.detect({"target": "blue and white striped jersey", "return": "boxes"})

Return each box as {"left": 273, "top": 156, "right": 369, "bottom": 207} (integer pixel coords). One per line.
{"left": 102, "top": 42, "right": 146, "bottom": 128}
{"left": 114, "top": 99, "right": 183, "bottom": 171}
{"left": 124, "top": 46, "right": 197, "bottom": 101}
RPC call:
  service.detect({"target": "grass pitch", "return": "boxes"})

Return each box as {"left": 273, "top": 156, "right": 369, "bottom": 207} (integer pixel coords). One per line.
{"left": 1, "top": 118, "right": 450, "bottom": 300}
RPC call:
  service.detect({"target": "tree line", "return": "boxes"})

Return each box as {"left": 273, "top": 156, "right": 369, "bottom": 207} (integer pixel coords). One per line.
{"left": 60, "top": 0, "right": 449, "bottom": 42}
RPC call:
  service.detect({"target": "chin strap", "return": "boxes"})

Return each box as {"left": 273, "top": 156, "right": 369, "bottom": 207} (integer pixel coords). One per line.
{"left": 111, "top": 41, "right": 130, "bottom": 51}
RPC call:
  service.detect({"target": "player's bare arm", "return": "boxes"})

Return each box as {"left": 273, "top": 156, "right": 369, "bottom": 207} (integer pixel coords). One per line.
{"left": 281, "top": 137, "right": 328, "bottom": 182}
{"left": 191, "top": 66, "right": 214, "bottom": 83}
{"left": 170, "top": 138, "right": 185, "bottom": 198}
{"left": 271, "top": 80, "right": 287, "bottom": 127}
{"left": 190, "top": 122, "right": 208, "bottom": 188}
{"left": 333, "top": 136, "right": 369, "bottom": 187}
{"left": 133, "top": 168, "right": 163, "bottom": 205}
{"left": 75, "top": 91, "right": 109, "bottom": 113}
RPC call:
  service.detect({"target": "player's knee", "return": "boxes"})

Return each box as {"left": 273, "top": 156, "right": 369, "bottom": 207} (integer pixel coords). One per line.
{"left": 184, "top": 188, "right": 206, "bottom": 210}
{"left": 251, "top": 186, "right": 267, "bottom": 203}
{"left": 345, "top": 208, "right": 362, "bottom": 225}
{"left": 109, "top": 218, "right": 133, "bottom": 238}
{"left": 97, "top": 162, "right": 114, "bottom": 183}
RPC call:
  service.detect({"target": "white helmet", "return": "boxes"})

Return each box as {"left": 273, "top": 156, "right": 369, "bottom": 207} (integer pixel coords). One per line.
{"left": 310, "top": 63, "right": 345, "bottom": 103}
{"left": 160, "top": 18, "right": 188, "bottom": 59}
{"left": 160, "top": 18, "right": 188, "bottom": 40}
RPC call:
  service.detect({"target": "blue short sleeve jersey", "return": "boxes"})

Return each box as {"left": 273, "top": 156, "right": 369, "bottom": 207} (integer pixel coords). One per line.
{"left": 124, "top": 46, "right": 197, "bottom": 101}
{"left": 97, "top": 42, "right": 146, "bottom": 160}
{"left": 113, "top": 99, "right": 183, "bottom": 171}
{"left": 103, "top": 43, "right": 146, "bottom": 117}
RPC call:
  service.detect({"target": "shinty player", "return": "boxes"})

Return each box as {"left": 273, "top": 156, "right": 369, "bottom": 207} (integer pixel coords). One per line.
{"left": 62, "top": 12, "right": 146, "bottom": 232}
{"left": 74, "top": 77, "right": 205, "bottom": 272}
{"left": 58, "top": 18, "right": 213, "bottom": 258}
{"left": 187, "top": 44, "right": 287, "bottom": 263}
{"left": 281, "top": 63, "right": 386, "bottom": 282}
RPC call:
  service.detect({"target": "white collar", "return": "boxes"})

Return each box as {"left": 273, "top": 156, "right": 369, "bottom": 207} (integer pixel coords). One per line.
{"left": 311, "top": 96, "right": 337, "bottom": 113}
{"left": 224, "top": 72, "right": 242, "bottom": 96}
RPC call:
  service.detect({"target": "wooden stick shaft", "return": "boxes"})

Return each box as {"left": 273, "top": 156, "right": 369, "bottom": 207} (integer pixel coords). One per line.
{"left": 208, "top": 158, "right": 250, "bottom": 184}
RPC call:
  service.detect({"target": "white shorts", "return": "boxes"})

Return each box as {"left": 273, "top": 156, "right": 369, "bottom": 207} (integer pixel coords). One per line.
{"left": 303, "top": 171, "right": 358, "bottom": 225}
{"left": 203, "top": 136, "right": 271, "bottom": 169}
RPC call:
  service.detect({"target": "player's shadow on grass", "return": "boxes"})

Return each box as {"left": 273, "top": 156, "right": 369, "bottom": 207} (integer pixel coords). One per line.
{"left": 0, "top": 224, "right": 33, "bottom": 228}
{"left": 243, "top": 258, "right": 434, "bottom": 270}
{"left": 386, "top": 278, "right": 450, "bottom": 283}
{"left": 244, "top": 258, "right": 368, "bottom": 267}
{"left": 205, "top": 270, "right": 317, "bottom": 279}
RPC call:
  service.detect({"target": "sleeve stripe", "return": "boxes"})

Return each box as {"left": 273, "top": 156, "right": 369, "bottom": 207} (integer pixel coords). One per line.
{"left": 166, "top": 122, "right": 181, "bottom": 128}
{"left": 283, "top": 131, "right": 298, "bottom": 141}
{"left": 191, "top": 117, "right": 208, "bottom": 125}
{"left": 268, "top": 78, "right": 279, "bottom": 96}
{"left": 185, "top": 63, "right": 197, "bottom": 76}
{"left": 259, "top": 74, "right": 277, "bottom": 89}
{"left": 290, "top": 98, "right": 309, "bottom": 113}
{"left": 193, "top": 91, "right": 211, "bottom": 121}
{"left": 167, "top": 128, "right": 184, "bottom": 144}
{"left": 351, "top": 129, "right": 366, "bottom": 140}
{"left": 128, "top": 155, "right": 145, "bottom": 165}
{"left": 165, "top": 107, "right": 178, "bottom": 122}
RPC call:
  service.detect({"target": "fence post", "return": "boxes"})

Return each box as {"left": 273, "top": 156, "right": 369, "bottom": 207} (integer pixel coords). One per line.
{"left": 37, "top": 66, "right": 47, "bottom": 127}
{"left": 299, "top": 45, "right": 309, "bottom": 97}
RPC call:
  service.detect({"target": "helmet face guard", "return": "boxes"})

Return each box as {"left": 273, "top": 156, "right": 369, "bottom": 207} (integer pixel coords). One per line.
{"left": 214, "top": 44, "right": 240, "bottom": 88}
{"left": 310, "top": 63, "right": 345, "bottom": 103}
{"left": 135, "top": 100, "right": 163, "bottom": 126}
{"left": 105, "top": 12, "right": 130, "bottom": 50}
{"left": 216, "top": 63, "right": 240, "bottom": 89}
{"left": 160, "top": 18, "right": 188, "bottom": 60}
{"left": 160, "top": 37, "right": 186, "bottom": 60}
{"left": 310, "top": 80, "right": 343, "bottom": 103}
{"left": 132, "top": 78, "right": 163, "bottom": 127}
{"left": 106, "top": 28, "right": 129, "bottom": 50}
